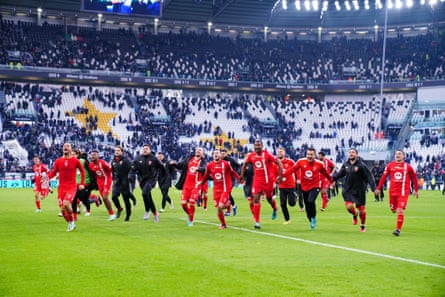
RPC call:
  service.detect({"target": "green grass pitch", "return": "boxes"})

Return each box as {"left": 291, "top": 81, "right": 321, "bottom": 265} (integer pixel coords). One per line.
{"left": 0, "top": 187, "right": 444, "bottom": 297}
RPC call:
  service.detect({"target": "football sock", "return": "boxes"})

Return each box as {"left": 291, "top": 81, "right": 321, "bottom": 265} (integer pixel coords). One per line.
{"left": 217, "top": 211, "right": 226, "bottom": 225}
{"left": 248, "top": 197, "right": 254, "bottom": 214}
{"left": 36, "top": 200, "right": 41, "bottom": 209}
{"left": 358, "top": 206, "right": 366, "bottom": 225}
{"left": 321, "top": 193, "right": 328, "bottom": 209}
{"left": 396, "top": 213, "right": 404, "bottom": 230}
{"left": 253, "top": 203, "right": 261, "bottom": 223}
{"left": 189, "top": 204, "right": 195, "bottom": 222}
{"left": 203, "top": 195, "right": 208, "bottom": 209}
{"left": 182, "top": 204, "right": 190, "bottom": 215}
{"left": 270, "top": 198, "right": 277, "bottom": 211}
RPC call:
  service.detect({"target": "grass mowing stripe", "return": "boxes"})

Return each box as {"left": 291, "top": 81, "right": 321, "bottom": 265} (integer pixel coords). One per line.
{"left": 193, "top": 219, "right": 445, "bottom": 270}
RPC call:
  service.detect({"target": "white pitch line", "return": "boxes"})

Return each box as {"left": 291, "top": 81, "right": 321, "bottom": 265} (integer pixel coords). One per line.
{"left": 194, "top": 219, "right": 445, "bottom": 270}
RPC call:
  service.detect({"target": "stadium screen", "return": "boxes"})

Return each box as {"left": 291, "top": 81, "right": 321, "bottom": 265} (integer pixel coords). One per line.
{"left": 81, "top": 0, "right": 162, "bottom": 17}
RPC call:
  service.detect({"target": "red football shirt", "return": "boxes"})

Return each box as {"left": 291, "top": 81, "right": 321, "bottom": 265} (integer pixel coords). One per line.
{"left": 245, "top": 150, "right": 277, "bottom": 184}
{"left": 279, "top": 158, "right": 296, "bottom": 189}
{"left": 202, "top": 160, "right": 240, "bottom": 193}
{"left": 377, "top": 161, "right": 418, "bottom": 196}
{"left": 89, "top": 159, "right": 112, "bottom": 187}
{"left": 33, "top": 163, "right": 49, "bottom": 186}
{"left": 48, "top": 156, "right": 85, "bottom": 187}
{"left": 288, "top": 158, "right": 332, "bottom": 191}
{"left": 183, "top": 157, "right": 204, "bottom": 190}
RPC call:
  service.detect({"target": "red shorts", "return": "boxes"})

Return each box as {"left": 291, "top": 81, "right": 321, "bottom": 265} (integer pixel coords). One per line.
{"left": 57, "top": 185, "right": 77, "bottom": 207}
{"left": 97, "top": 183, "right": 111, "bottom": 197}
{"left": 213, "top": 191, "right": 230, "bottom": 208}
{"left": 34, "top": 182, "right": 50, "bottom": 198}
{"left": 252, "top": 180, "right": 274, "bottom": 199}
{"left": 321, "top": 178, "right": 330, "bottom": 189}
{"left": 181, "top": 187, "right": 201, "bottom": 203}
{"left": 200, "top": 181, "right": 208, "bottom": 193}
{"left": 389, "top": 194, "right": 409, "bottom": 211}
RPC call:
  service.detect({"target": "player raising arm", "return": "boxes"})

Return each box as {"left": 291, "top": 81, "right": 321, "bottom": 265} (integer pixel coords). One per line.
{"left": 375, "top": 149, "right": 419, "bottom": 236}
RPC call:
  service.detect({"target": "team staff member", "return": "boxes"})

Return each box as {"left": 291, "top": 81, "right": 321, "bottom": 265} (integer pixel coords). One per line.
{"left": 89, "top": 150, "right": 116, "bottom": 221}
{"left": 200, "top": 149, "right": 240, "bottom": 229}
{"left": 371, "top": 161, "right": 385, "bottom": 202}
{"left": 111, "top": 146, "right": 134, "bottom": 222}
{"left": 375, "top": 149, "right": 419, "bottom": 236}
{"left": 285, "top": 147, "right": 332, "bottom": 230}
{"left": 276, "top": 147, "right": 296, "bottom": 224}
{"left": 132, "top": 144, "right": 165, "bottom": 223}
{"left": 332, "top": 148, "right": 376, "bottom": 233}
{"left": 157, "top": 152, "right": 175, "bottom": 212}
{"left": 240, "top": 139, "right": 282, "bottom": 230}
{"left": 47, "top": 143, "right": 85, "bottom": 232}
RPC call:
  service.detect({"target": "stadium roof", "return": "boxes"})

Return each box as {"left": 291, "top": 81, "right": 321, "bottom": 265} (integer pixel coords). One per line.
{"left": 0, "top": 0, "right": 444, "bottom": 31}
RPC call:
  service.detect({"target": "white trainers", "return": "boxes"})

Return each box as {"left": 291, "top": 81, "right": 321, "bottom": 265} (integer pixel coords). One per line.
{"left": 108, "top": 214, "right": 116, "bottom": 221}
{"left": 143, "top": 212, "right": 150, "bottom": 220}
{"left": 35, "top": 209, "right": 41, "bottom": 213}
{"left": 169, "top": 202, "right": 174, "bottom": 209}
{"left": 67, "top": 222, "right": 76, "bottom": 232}
{"left": 159, "top": 208, "right": 165, "bottom": 213}
{"left": 84, "top": 212, "right": 91, "bottom": 216}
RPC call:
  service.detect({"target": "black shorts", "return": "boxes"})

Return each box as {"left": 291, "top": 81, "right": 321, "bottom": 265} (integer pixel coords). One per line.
{"left": 342, "top": 191, "right": 366, "bottom": 206}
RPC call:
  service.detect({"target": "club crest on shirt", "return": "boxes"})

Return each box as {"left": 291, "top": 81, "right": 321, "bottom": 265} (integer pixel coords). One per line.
{"left": 354, "top": 166, "right": 359, "bottom": 172}
{"left": 305, "top": 170, "right": 313, "bottom": 178}
{"left": 394, "top": 172, "right": 403, "bottom": 180}
{"left": 215, "top": 173, "right": 222, "bottom": 180}
{"left": 189, "top": 166, "right": 197, "bottom": 173}
{"left": 254, "top": 161, "right": 263, "bottom": 168}
{"left": 148, "top": 160, "right": 152, "bottom": 165}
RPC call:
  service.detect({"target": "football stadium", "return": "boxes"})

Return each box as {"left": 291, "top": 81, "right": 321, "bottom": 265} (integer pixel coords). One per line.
{"left": 0, "top": 1, "right": 444, "bottom": 296}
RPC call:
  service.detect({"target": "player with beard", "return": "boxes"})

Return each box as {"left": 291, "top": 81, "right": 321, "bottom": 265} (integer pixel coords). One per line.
{"left": 174, "top": 147, "right": 207, "bottom": 227}
{"left": 375, "top": 149, "right": 419, "bottom": 236}
{"left": 200, "top": 149, "right": 240, "bottom": 229}
{"left": 332, "top": 148, "right": 376, "bottom": 233}
{"left": 240, "top": 139, "right": 283, "bottom": 230}
{"left": 47, "top": 143, "right": 85, "bottom": 232}
{"left": 276, "top": 147, "right": 296, "bottom": 224}
{"left": 156, "top": 152, "right": 176, "bottom": 212}
{"left": 132, "top": 144, "right": 165, "bottom": 222}
{"left": 89, "top": 150, "right": 116, "bottom": 221}
{"left": 220, "top": 149, "right": 240, "bottom": 216}
{"left": 285, "top": 147, "right": 332, "bottom": 230}
{"left": 111, "top": 146, "right": 134, "bottom": 221}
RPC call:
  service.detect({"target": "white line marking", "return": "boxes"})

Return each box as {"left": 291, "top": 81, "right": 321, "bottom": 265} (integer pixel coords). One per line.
{"left": 194, "top": 219, "right": 445, "bottom": 270}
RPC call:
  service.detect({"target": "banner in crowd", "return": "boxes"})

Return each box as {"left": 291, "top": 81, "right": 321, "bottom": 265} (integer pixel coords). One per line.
{"left": 2, "top": 139, "right": 29, "bottom": 166}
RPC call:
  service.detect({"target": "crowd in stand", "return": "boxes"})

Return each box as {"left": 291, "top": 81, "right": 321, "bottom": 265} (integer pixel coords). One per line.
{"left": 1, "top": 20, "right": 445, "bottom": 83}
{"left": 0, "top": 20, "right": 444, "bottom": 188}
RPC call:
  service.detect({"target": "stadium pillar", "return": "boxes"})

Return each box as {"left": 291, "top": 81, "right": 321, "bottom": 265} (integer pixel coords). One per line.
{"left": 97, "top": 13, "right": 103, "bottom": 31}
{"left": 154, "top": 18, "right": 159, "bottom": 36}
{"left": 36, "top": 7, "right": 42, "bottom": 26}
